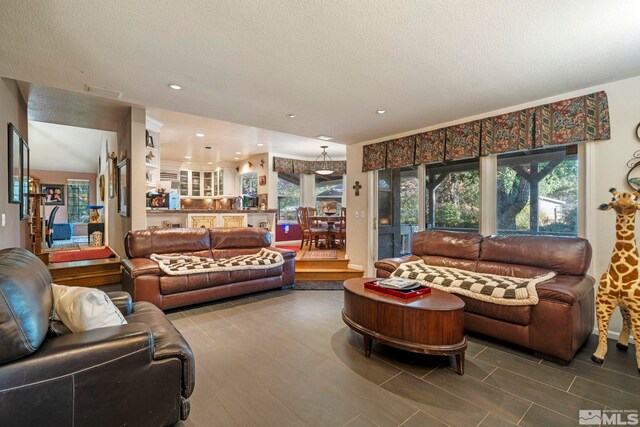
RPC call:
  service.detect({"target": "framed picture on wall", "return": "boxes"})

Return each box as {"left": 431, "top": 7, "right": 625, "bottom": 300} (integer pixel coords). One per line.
{"left": 20, "top": 139, "right": 29, "bottom": 219}
{"left": 117, "top": 159, "right": 129, "bottom": 217}
{"left": 259, "top": 175, "right": 266, "bottom": 186}
{"left": 7, "top": 123, "right": 21, "bottom": 204}
{"left": 42, "top": 184, "right": 65, "bottom": 206}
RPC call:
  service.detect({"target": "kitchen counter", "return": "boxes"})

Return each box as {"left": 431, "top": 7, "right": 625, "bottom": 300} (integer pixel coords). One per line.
{"left": 146, "top": 209, "right": 277, "bottom": 234}
{"left": 146, "top": 209, "right": 277, "bottom": 214}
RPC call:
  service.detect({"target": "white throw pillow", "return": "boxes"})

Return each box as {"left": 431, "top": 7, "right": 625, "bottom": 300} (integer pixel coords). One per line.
{"left": 51, "top": 284, "right": 127, "bottom": 332}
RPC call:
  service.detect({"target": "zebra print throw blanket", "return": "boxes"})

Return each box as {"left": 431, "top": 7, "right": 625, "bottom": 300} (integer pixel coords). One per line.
{"left": 150, "top": 248, "right": 284, "bottom": 276}
{"left": 391, "top": 260, "right": 555, "bottom": 305}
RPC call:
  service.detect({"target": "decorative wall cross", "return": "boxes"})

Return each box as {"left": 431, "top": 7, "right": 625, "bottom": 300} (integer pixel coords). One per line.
{"left": 353, "top": 181, "right": 362, "bottom": 196}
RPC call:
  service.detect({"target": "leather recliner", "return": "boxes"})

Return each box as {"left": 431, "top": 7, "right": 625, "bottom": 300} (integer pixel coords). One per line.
{"left": 0, "top": 248, "right": 195, "bottom": 427}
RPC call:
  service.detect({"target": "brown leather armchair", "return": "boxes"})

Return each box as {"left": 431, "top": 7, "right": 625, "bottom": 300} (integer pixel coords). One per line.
{"left": 0, "top": 248, "right": 195, "bottom": 427}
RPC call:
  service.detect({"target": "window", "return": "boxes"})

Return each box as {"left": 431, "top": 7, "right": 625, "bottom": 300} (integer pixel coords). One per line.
{"left": 425, "top": 160, "right": 480, "bottom": 231}
{"left": 67, "top": 179, "right": 90, "bottom": 223}
{"left": 240, "top": 173, "right": 258, "bottom": 196}
{"left": 277, "top": 172, "right": 300, "bottom": 222}
{"left": 497, "top": 145, "right": 578, "bottom": 236}
{"left": 315, "top": 173, "right": 343, "bottom": 214}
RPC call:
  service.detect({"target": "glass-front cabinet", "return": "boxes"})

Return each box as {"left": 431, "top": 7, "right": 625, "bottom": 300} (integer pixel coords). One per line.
{"left": 179, "top": 168, "right": 233, "bottom": 198}
{"left": 203, "top": 172, "right": 213, "bottom": 197}
{"left": 179, "top": 170, "right": 189, "bottom": 196}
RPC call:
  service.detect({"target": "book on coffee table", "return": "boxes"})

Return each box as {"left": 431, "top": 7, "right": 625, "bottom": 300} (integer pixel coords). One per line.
{"left": 376, "top": 278, "right": 420, "bottom": 290}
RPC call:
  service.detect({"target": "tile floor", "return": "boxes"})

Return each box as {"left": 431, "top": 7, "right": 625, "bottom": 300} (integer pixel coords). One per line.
{"left": 169, "top": 289, "right": 640, "bottom": 427}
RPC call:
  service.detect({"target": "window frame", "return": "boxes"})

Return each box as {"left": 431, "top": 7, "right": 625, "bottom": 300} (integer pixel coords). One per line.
{"left": 67, "top": 179, "right": 90, "bottom": 224}
{"left": 277, "top": 172, "right": 301, "bottom": 223}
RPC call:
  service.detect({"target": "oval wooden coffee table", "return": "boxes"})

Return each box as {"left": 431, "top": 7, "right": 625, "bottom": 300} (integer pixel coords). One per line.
{"left": 342, "top": 277, "right": 467, "bottom": 375}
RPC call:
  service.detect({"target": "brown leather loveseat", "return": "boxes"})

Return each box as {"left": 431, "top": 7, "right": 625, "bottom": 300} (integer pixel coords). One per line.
{"left": 0, "top": 248, "right": 195, "bottom": 426}
{"left": 123, "top": 227, "right": 296, "bottom": 310}
{"left": 375, "top": 230, "right": 595, "bottom": 363}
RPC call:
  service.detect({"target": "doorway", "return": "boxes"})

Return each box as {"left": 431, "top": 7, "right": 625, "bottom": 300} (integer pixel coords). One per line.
{"left": 377, "top": 166, "right": 419, "bottom": 260}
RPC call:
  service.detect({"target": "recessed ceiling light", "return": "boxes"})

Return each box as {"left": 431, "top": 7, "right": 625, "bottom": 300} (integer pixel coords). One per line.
{"left": 195, "top": 133, "right": 205, "bottom": 137}
{"left": 256, "top": 143, "right": 264, "bottom": 147}
{"left": 316, "top": 135, "right": 333, "bottom": 141}
{"left": 376, "top": 110, "right": 386, "bottom": 114}
{"left": 184, "top": 156, "right": 191, "bottom": 159}
{"left": 168, "top": 84, "right": 182, "bottom": 90}
{"left": 186, "top": 162, "right": 191, "bottom": 165}
{"left": 207, "top": 162, "right": 213, "bottom": 165}
{"left": 286, "top": 114, "right": 296, "bottom": 118}
{"left": 234, "top": 157, "right": 239, "bottom": 160}
{"left": 205, "top": 146, "right": 212, "bottom": 149}
{"left": 235, "top": 152, "right": 241, "bottom": 155}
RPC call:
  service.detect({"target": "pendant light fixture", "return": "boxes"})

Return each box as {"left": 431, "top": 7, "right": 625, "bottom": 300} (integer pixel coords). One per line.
{"left": 315, "top": 146, "right": 334, "bottom": 175}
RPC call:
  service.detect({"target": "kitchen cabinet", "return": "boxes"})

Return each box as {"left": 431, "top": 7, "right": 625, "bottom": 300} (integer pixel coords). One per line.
{"left": 179, "top": 168, "right": 235, "bottom": 198}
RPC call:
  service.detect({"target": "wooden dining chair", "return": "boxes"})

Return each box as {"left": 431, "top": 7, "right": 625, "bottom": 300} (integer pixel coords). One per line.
{"left": 329, "top": 207, "right": 346, "bottom": 250}
{"left": 297, "top": 207, "right": 327, "bottom": 250}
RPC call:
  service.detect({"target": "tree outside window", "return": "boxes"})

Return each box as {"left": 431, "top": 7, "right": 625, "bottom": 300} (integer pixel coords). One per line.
{"left": 425, "top": 160, "right": 481, "bottom": 231}
{"left": 67, "top": 179, "right": 90, "bottom": 223}
{"left": 497, "top": 145, "right": 578, "bottom": 236}
{"left": 278, "top": 172, "right": 300, "bottom": 221}
{"left": 315, "top": 173, "right": 343, "bottom": 214}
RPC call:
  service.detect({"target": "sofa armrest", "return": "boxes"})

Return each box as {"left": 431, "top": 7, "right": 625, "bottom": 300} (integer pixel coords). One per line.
{"left": 0, "top": 323, "right": 152, "bottom": 391}
{"left": 267, "top": 247, "right": 297, "bottom": 260}
{"left": 374, "top": 255, "right": 420, "bottom": 274}
{"left": 536, "top": 275, "right": 595, "bottom": 305}
{"left": 107, "top": 291, "right": 133, "bottom": 315}
{"left": 122, "top": 257, "right": 160, "bottom": 278}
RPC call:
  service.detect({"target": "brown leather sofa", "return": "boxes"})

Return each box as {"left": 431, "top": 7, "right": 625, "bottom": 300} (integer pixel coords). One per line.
{"left": 122, "top": 227, "right": 296, "bottom": 310}
{"left": 0, "top": 248, "right": 195, "bottom": 426}
{"left": 375, "top": 230, "right": 595, "bottom": 363}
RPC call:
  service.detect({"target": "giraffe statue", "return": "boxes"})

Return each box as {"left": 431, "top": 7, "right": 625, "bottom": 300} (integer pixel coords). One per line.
{"left": 592, "top": 188, "right": 640, "bottom": 373}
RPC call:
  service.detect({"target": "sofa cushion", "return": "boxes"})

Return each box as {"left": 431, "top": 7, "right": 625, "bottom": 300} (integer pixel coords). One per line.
{"left": 0, "top": 249, "right": 53, "bottom": 364}
{"left": 458, "top": 295, "right": 531, "bottom": 326}
{"left": 476, "top": 261, "right": 552, "bottom": 279}
{"left": 209, "top": 228, "right": 271, "bottom": 249}
{"left": 125, "top": 228, "right": 211, "bottom": 259}
{"left": 229, "top": 265, "right": 284, "bottom": 283}
{"left": 52, "top": 223, "right": 73, "bottom": 240}
{"left": 421, "top": 255, "right": 477, "bottom": 272}
{"left": 160, "top": 272, "right": 230, "bottom": 295}
{"left": 480, "top": 235, "right": 591, "bottom": 275}
{"left": 411, "top": 230, "right": 482, "bottom": 260}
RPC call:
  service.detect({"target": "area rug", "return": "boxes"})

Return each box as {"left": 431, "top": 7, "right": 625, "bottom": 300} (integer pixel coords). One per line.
{"left": 46, "top": 242, "right": 81, "bottom": 252}
{"left": 294, "top": 280, "right": 344, "bottom": 290}
{"left": 300, "top": 250, "right": 337, "bottom": 260}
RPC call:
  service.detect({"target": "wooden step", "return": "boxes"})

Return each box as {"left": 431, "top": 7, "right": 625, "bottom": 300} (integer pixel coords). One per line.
{"left": 295, "top": 268, "right": 364, "bottom": 281}
{"left": 295, "top": 258, "right": 350, "bottom": 269}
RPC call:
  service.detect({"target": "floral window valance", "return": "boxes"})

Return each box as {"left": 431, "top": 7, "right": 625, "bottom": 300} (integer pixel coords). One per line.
{"left": 361, "top": 90, "right": 610, "bottom": 172}
{"left": 386, "top": 136, "right": 415, "bottom": 168}
{"left": 415, "top": 129, "right": 446, "bottom": 165}
{"left": 273, "top": 157, "right": 293, "bottom": 173}
{"left": 362, "top": 142, "right": 387, "bottom": 172}
{"left": 274, "top": 156, "right": 346, "bottom": 175}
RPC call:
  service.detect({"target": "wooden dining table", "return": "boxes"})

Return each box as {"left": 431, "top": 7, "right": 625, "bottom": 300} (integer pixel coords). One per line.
{"left": 309, "top": 214, "right": 343, "bottom": 249}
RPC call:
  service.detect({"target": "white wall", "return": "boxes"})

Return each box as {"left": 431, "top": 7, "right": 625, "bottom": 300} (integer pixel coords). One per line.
{"left": 346, "top": 74, "right": 640, "bottom": 335}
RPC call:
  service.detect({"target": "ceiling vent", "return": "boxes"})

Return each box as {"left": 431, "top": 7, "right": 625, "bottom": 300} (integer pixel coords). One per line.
{"left": 84, "top": 84, "right": 123, "bottom": 99}
{"left": 160, "top": 171, "right": 179, "bottom": 181}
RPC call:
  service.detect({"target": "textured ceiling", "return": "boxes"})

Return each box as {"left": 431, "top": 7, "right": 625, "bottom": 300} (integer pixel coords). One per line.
{"left": 1, "top": 1, "right": 639, "bottom": 144}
